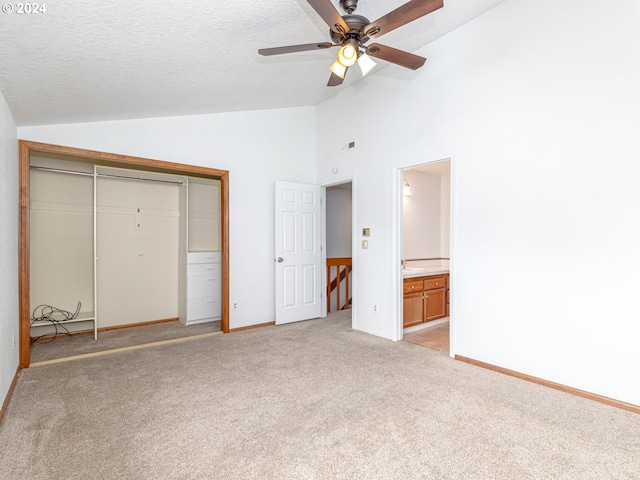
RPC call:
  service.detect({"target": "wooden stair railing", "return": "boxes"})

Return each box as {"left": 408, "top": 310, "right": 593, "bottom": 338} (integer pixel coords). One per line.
{"left": 327, "top": 257, "right": 352, "bottom": 312}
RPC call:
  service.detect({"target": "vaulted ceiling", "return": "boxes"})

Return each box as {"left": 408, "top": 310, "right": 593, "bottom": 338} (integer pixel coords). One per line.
{"left": 0, "top": 0, "right": 507, "bottom": 126}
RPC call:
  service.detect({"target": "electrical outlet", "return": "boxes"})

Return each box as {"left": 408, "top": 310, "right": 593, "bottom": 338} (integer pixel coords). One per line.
{"left": 233, "top": 302, "right": 238, "bottom": 311}
{"left": 373, "top": 304, "right": 378, "bottom": 313}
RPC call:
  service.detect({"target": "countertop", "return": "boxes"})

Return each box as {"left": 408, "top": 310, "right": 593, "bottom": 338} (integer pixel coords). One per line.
{"left": 403, "top": 266, "right": 450, "bottom": 279}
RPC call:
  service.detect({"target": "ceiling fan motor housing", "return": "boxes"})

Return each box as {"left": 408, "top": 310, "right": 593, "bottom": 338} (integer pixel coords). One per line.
{"left": 330, "top": 14, "right": 370, "bottom": 45}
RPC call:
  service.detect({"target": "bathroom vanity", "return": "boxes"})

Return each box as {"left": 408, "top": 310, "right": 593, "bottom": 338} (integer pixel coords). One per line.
{"left": 402, "top": 267, "right": 449, "bottom": 328}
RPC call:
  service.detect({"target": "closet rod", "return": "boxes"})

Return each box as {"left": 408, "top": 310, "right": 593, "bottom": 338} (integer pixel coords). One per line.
{"left": 98, "top": 173, "right": 185, "bottom": 185}
{"left": 30, "top": 165, "right": 185, "bottom": 185}
{"left": 30, "top": 166, "right": 93, "bottom": 177}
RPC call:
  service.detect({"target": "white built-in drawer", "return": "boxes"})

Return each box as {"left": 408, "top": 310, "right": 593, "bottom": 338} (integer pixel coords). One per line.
{"left": 187, "top": 251, "right": 221, "bottom": 264}
{"left": 187, "top": 263, "right": 220, "bottom": 275}
{"left": 187, "top": 295, "right": 222, "bottom": 321}
{"left": 186, "top": 251, "right": 221, "bottom": 325}
{"left": 188, "top": 273, "right": 222, "bottom": 297}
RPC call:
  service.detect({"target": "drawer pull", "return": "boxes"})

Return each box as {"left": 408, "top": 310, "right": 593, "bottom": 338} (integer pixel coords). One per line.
{"left": 206, "top": 278, "right": 216, "bottom": 281}
{"left": 206, "top": 301, "right": 215, "bottom": 304}
{"left": 206, "top": 267, "right": 216, "bottom": 271}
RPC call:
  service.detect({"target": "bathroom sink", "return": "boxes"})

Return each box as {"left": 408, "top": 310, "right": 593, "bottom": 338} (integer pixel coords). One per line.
{"left": 403, "top": 265, "right": 449, "bottom": 275}
{"left": 403, "top": 266, "right": 427, "bottom": 273}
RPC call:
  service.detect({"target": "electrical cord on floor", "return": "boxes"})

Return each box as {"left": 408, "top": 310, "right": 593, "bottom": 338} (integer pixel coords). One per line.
{"left": 30, "top": 302, "right": 81, "bottom": 344}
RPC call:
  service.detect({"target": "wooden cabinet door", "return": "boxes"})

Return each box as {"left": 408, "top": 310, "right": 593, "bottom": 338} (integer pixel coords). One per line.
{"left": 425, "top": 287, "right": 447, "bottom": 321}
{"left": 403, "top": 291, "right": 424, "bottom": 328}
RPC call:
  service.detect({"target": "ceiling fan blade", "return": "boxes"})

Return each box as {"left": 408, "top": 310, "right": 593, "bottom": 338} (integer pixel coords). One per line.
{"left": 327, "top": 68, "right": 348, "bottom": 87}
{"left": 307, "top": 0, "right": 350, "bottom": 35}
{"left": 364, "top": 0, "right": 443, "bottom": 38}
{"left": 258, "top": 42, "right": 335, "bottom": 56}
{"left": 366, "top": 43, "right": 426, "bottom": 70}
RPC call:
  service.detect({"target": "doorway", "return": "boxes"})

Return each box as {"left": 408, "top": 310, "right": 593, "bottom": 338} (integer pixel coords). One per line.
{"left": 399, "top": 159, "right": 452, "bottom": 353}
{"left": 18, "top": 141, "right": 230, "bottom": 368}
{"left": 325, "top": 181, "right": 354, "bottom": 326}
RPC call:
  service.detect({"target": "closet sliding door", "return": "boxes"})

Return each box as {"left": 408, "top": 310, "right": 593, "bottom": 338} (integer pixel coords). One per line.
{"left": 95, "top": 167, "right": 183, "bottom": 328}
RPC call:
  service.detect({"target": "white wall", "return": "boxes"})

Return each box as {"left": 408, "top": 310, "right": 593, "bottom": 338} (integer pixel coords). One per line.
{"left": 19, "top": 107, "right": 317, "bottom": 329}
{"left": 403, "top": 171, "right": 442, "bottom": 260}
{"left": 317, "top": 0, "right": 640, "bottom": 406}
{"left": 0, "top": 90, "right": 19, "bottom": 407}
{"left": 440, "top": 174, "right": 450, "bottom": 259}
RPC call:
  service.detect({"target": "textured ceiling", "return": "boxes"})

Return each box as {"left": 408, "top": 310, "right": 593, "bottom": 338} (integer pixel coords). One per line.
{"left": 0, "top": 0, "right": 508, "bottom": 126}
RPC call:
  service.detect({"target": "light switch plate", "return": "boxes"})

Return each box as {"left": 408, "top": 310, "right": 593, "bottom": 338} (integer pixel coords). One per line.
{"left": 361, "top": 240, "right": 368, "bottom": 249}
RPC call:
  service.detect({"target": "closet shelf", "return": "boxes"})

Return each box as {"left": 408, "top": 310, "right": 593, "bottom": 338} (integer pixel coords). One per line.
{"left": 31, "top": 313, "right": 96, "bottom": 328}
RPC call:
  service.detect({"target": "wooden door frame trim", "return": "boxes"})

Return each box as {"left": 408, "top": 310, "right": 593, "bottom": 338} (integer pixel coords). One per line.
{"left": 18, "top": 140, "right": 230, "bottom": 368}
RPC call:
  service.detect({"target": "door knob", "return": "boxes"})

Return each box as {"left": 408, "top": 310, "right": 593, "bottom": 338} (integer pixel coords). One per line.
{"left": 277, "top": 257, "right": 284, "bottom": 262}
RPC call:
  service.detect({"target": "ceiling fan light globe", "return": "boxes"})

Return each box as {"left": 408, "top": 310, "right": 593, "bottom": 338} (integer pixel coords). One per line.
{"left": 357, "top": 53, "right": 377, "bottom": 76}
{"left": 338, "top": 44, "right": 358, "bottom": 67}
{"left": 329, "top": 61, "right": 347, "bottom": 79}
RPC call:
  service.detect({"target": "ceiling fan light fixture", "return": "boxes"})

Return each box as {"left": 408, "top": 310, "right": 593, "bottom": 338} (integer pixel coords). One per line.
{"left": 337, "top": 44, "right": 358, "bottom": 67}
{"left": 357, "top": 53, "right": 377, "bottom": 76}
{"left": 329, "top": 60, "right": 347, "bottom": 79}
{"left": 258, "top": 0, "right": 443, "bottom": 87}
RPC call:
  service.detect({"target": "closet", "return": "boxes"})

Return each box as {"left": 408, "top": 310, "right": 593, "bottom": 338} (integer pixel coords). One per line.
{"left": 29, "top": 157, "right": 96, "bottom": 337}
{"left": 183, "top": 177, "right": 222, "bottom": 325}
{"left": 29, "top": 153, "right": 222, "bottom": 340}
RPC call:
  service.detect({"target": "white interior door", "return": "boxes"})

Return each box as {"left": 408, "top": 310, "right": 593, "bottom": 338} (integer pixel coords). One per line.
{"left": 275, "top": 181, "right": 323, "bottom": 325}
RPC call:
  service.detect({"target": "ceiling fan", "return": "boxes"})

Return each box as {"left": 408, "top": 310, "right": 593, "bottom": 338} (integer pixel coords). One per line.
{"left": 258, "top": 0, "right": 444, "bottom": 86}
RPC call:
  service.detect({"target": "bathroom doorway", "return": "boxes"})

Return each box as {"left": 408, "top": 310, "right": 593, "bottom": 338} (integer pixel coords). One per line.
{"left": 400, "top": 160, "right": 452, "bottom": 353}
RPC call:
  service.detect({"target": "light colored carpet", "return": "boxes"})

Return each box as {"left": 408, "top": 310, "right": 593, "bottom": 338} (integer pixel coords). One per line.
{"left": 30, "top": 320, "right": 221, "bottom": 363}
{"left": 1, "top": 310, "right": 638, "bottom": 479}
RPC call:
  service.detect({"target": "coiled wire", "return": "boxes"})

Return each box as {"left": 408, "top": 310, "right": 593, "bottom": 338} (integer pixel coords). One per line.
{"left": 30, "top": 302, "right": 81, "bottom": 344}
